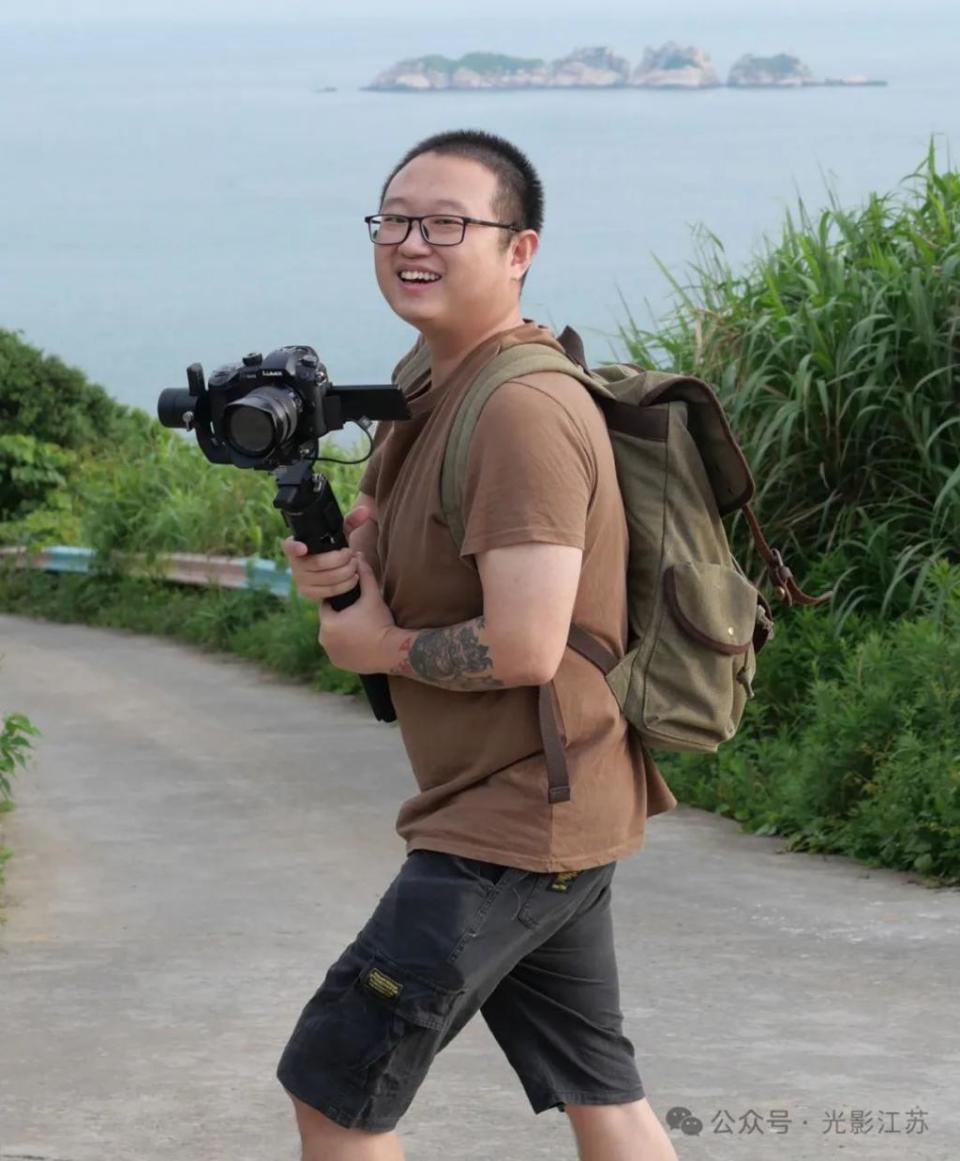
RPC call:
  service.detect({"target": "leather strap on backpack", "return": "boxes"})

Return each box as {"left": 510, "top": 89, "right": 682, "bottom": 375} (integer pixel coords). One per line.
{"left": 741, "top": 504, "right": 834, "bottom": 607}
{"left": 539, "top": 682, "right": 571, "bottom": 804}
{"left": 541, "top": 626, "right": 622, "bottom": 804}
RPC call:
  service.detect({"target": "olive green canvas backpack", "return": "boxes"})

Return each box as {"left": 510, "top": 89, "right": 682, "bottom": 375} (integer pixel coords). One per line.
{"left": 403, "top": 325, "right": 834, "bottom": 805}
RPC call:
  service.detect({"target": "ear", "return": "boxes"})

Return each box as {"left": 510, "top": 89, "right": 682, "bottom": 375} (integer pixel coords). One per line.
{"left": 510, "top": 229, "right": 539, "bottom": 283}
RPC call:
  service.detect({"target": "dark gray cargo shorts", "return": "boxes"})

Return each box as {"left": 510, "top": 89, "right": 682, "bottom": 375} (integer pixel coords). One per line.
{"left": 276, "top": 849, "right": 645, "bottom": 1133}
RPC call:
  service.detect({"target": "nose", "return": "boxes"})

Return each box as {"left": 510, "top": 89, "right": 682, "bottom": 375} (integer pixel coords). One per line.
{"left": 397, "top": 219, "right": 433, "bottom": 255}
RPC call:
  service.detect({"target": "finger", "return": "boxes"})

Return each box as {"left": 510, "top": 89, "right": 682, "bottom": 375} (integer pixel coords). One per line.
{"left": 298, "top": 557, "right": 358, "bottom": 585}
{"left": 282, "top": 537, "right": 308, "bottom": 559}
{"left": 308, "top": 577, "right": 361, "bottom": 602}
{"left": 298, "top": 547, "right": 355, "bottom": 573}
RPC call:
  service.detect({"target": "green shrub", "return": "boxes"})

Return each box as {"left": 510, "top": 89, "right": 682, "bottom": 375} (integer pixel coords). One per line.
{"left": 0, "top": 434, "right": 76, "bottom": 522}
{"left": 659, "top": 558, "right": 960, "bottom": 882}
{"left": 0, "top": 328, "right": 145, "bottom": 451}
{"left": 622, "top": 140, "right": 960, "bottom": 627}
{"left": 0, "top": 675, "right": 40, "bottom": 902}
{"left": 0, "top": 709, "right": 38, "bottom": 805}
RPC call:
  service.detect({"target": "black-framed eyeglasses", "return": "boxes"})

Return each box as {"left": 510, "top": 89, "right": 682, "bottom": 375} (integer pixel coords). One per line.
{"left": 364, "top": 213, "right": 520, "bottom": 247}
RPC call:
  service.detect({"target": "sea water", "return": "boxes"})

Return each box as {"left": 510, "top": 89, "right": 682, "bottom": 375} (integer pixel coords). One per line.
{"left": 1, "top": 13, "right": 957, "bottom": 435}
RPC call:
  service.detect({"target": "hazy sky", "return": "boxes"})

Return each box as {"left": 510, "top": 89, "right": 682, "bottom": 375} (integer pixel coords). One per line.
{"left": 2, "top": 0, "right": 952, "bottom": 20}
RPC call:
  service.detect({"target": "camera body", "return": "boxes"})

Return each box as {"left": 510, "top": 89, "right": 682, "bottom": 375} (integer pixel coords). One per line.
{"left": 157, "top": 344, "right": 408, "bottom": 472}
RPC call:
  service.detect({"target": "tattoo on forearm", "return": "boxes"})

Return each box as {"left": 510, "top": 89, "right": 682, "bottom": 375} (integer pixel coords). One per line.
{"left": 390, "top": 616, "right": 506, "bottom": 690}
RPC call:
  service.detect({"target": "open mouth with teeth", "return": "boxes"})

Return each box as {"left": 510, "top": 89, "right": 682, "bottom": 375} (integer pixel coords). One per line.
{"left": 398, "top": 270, "right": 442, "bottom": 286}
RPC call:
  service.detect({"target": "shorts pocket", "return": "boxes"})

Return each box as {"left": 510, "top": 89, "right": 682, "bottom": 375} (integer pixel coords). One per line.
{"left": 313, "top": 943, "right": 464, "bottom": 1082}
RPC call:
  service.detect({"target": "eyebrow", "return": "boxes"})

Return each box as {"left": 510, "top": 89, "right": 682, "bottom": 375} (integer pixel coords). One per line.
{"left": 381, "top": 197, "right": 471, "bottom": 213}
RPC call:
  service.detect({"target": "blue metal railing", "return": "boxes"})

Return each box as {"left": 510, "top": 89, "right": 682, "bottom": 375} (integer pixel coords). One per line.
{"left": 0, "top": 546, "right": 295, "bottom": 600}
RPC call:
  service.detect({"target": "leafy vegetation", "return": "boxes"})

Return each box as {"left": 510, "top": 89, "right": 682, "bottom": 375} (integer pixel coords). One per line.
{"left": 0, "top": 327, "right": 145, "bottom": 451}
{"left": 0, "top": 434, "right": 76, "bottom": 524}
{"left": 0, "top": 683, "right": 40, "bottom": 906}
{"left": 621, "top": 140, "right": 960, "bottom": 630}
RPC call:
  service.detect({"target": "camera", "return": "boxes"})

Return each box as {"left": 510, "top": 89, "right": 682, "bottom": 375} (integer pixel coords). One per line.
{"left": 157, "top": 344, "right": 408, "bottom": 471}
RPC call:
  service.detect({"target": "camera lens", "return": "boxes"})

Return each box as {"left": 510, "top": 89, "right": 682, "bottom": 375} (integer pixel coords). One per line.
{"left": 223, "top": 387, "right": 301, "bottom": 458}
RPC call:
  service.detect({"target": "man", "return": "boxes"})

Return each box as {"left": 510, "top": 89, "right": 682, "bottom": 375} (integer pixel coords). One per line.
{"left": 277, "top": 129, "right": 679, "bottom": 1161}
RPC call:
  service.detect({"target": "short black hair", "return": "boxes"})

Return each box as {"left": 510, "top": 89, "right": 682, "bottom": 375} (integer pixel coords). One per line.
{"left": 379, "top": 128, "right": 545, "bottom": 239}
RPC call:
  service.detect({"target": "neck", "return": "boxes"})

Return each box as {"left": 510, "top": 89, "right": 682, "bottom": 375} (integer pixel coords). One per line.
{"left": 424, "top": 304, "right": 526, "bottom": 387}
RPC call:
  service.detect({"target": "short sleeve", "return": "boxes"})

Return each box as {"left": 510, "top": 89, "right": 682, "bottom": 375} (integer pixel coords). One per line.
{"left": 459, "top": 378, "right": 597, "bottom": 558}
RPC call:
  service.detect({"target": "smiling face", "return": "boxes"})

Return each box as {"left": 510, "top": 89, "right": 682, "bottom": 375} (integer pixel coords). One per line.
{"left": 373, "top": 151, "right": 537, "bottom": 346}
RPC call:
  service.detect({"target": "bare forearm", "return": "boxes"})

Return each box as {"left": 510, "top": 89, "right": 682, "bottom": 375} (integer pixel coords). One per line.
{"left": 381, "top": 617, "right": 533, "bottom": 691}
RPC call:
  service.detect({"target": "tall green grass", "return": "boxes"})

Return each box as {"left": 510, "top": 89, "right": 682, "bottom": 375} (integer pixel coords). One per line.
{"left": 621, "top": 139, "right": 960, "bottom": 630}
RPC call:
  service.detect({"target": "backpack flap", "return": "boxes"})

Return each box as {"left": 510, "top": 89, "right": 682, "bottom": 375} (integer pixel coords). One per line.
{"left": 590, "top": 371, "right": 832, "bottom": 614}
{"left": 590, "top": 367, "right": 756, "bottom": 517}
{"left": 557, "top": 325, "right": 753, "bottom": 516}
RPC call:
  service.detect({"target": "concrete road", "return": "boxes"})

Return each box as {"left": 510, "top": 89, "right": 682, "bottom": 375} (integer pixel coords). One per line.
{"left": 1, "top": 612, "right": 958, "bottom": 1161}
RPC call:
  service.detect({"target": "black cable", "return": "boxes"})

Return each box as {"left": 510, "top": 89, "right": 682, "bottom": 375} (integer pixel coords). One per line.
{"left": 312, "top": 419, "right": 375, "bottom": 466}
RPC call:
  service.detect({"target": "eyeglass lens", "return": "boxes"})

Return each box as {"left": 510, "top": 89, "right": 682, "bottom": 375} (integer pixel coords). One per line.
{"left": 369, "top": 215, "right": 466, "bottom": 245}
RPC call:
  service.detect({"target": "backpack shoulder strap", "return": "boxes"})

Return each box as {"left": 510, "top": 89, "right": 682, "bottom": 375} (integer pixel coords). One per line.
{"left": 441, "top": 345, "right": 605, "bottom": 550}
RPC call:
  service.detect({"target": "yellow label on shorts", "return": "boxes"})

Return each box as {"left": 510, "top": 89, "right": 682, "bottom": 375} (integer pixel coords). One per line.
{"left": 365, "top": 967, "right": 403, "bottom": 1000}
{"left": 550, "top": 871, "right": 582, "bottom": 892}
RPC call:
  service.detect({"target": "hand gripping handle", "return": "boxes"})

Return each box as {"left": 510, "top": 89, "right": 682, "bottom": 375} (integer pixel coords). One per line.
{"left": 275, "top": 465, "right": 397, "bottom": 723}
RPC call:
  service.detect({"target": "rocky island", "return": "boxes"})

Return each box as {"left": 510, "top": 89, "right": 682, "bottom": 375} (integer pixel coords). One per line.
{"left": 363, "top": 44, "right": 887, "bottom": 92}
{"left": 366, "top": 44, "right": 717, "bottom": 91}
{"left": 728, "top": 53, "right": 814, "bottom": 86}
{"left": 727, "top": 53, "right": 888, "bottom": 87}
{"left": 633, "top": 42, "right": 720, "bottom": 88}
{"left": 365, "top": 47, "right": 624, "bottom": 91}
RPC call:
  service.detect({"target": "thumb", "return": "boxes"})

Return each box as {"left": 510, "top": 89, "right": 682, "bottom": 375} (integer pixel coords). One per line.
{"left": 355, "top": 552, "right": 377, "bottom": 588}
{"left": 344, "top": 506, "right": 373, "bottom": 536}
{"left": 282, "top": 536, "right": 308, "bottom": 560}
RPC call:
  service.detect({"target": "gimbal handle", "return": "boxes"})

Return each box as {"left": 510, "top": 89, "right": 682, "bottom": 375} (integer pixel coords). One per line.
{"left": 273, "top": 460, "right": 397, "bottom": 723}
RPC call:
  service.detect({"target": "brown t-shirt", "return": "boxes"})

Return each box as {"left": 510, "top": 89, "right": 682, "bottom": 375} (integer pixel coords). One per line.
{"left": 358, "top": 320, "right": 677, "bottom": 872}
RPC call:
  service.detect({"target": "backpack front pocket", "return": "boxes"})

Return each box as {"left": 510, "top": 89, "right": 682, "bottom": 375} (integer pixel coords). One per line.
{"left": 638, "top": 559, "right": 760, "bottom": 752}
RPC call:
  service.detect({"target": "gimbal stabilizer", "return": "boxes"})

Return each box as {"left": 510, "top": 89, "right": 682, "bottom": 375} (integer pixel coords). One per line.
{"left": 157, "top": 344, "right": 410, "bottom": 721}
